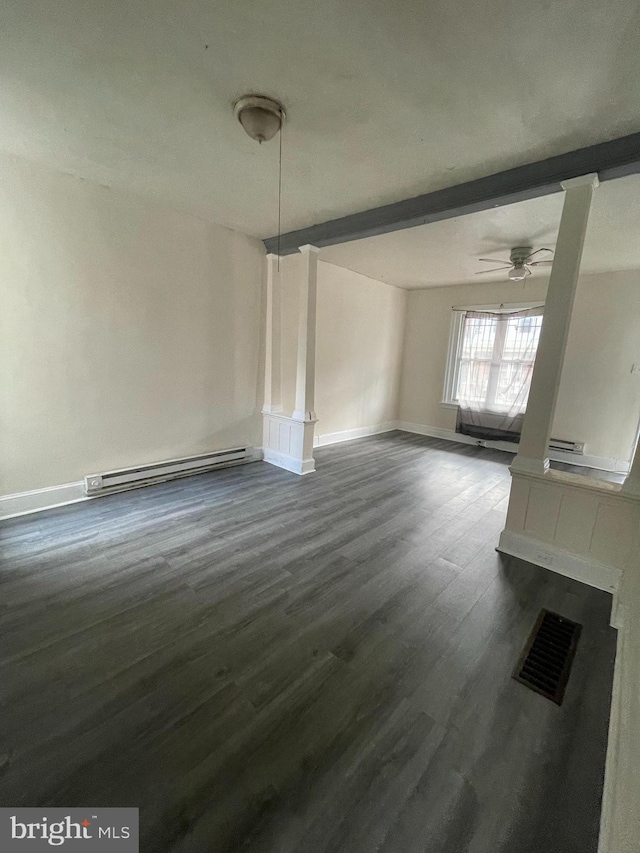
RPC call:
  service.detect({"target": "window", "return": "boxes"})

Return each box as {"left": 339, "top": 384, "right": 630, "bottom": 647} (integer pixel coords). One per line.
{"left": 443, "top": 307, "right": 543, "bottom": 410}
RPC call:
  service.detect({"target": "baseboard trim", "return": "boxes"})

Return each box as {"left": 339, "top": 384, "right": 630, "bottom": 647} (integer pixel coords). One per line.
{"left": 0, "top": 481, "right": 87, "bottom": 520}
{"left": 262, "top": 448, "right": 316, "bottom": 475}
{"left": 497, "top": 529, "right": 621, "bottom": 594}
{"left": 397, "top": 421, "right": 629, "bottom": 474}
{"left": 315, "top": 422, "right": 398, "bottom": 447}
{"left": 1, "top": 448, "right": 265, "bottom": 521}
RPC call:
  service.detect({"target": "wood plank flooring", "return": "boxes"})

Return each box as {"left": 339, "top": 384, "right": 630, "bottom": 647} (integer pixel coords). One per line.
{"left": 0, "top": 432, "right": 617, "bottom": 852}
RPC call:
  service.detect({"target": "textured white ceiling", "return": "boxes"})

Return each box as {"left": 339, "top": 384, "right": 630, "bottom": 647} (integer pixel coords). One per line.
{"left": 0, "top": 0, "right": 639, "bottom": 237}
{"left": 320, "top": 175, "right": 640, "bottom": 288}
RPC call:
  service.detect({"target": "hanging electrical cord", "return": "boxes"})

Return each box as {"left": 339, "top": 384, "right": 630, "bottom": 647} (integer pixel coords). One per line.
{"left": 233, "top": 95, "right": 287, "bottom": 268}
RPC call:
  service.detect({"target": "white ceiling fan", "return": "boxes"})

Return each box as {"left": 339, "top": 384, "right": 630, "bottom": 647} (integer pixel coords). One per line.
{"left": 476, "top": 246, "right": 554, "bottom": 281}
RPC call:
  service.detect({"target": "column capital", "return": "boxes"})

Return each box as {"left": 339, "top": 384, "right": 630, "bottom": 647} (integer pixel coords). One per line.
{"left": 561, "top": 173, "right": 599, "bottom": 191}
{"left": 298, "top": 244, "right": 321, "bottom": 254}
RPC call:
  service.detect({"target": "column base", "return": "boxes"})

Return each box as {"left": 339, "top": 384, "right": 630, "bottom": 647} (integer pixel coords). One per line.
{"left": 262, "top": 412, "right": 316, "bottom": 476}
{"left": 621, "top": 477, "right": 640, "bottom": 497}
{"left": 262, "top": 448, "right": 315, "bottom": 475}
{"left": 292, "top": 409, "right": 317, "bottom": 423}
{"left": 510, "top": 455, "right": 550, "bottom": 476}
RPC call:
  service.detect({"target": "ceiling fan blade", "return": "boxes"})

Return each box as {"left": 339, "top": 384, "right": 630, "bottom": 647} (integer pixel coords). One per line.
{"left": 529, "top": 260, "right": 554, "bottom": 266}
{"left": 475, "top": 267, "right": 511, "bottom": 275}
{"left": 478, "top": 258, "right": 509, "bottom": 264}
{"left": 524, "top": 267, "right": 532, "bottom": 276}
{"left": 525, "top": 248, "right": 553, "bottom": 260}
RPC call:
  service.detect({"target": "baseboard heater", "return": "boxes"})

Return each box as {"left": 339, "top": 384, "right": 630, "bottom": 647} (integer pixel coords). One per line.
{"left": 549, "top": 438, "right": 585, "bottom": 455}
{"left": 85, "top": 447, "right": 252, "bottom": 496}
{"left": 475, "top": 436, "right": 585, "bottom": 455}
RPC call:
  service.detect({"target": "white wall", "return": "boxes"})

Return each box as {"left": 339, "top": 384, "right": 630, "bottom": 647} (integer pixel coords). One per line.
{"left": 0, "top": 153, "right": 265, "bottom": 496}
{"left": 398, "top": 271, "right": 640, "bottom": 466}
{"left": 316, "top": 262, "right": 406, "bottom": 439}
{"left": 279, "top": 256, "right": 406, "bottom": 440}
{"left": 556, "top": 271, "right": 640, "bottom": 463}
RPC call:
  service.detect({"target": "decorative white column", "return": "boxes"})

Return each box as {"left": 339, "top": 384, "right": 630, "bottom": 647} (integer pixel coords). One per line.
{"left": 261, "top": 245, "right": 320, "bottom": 476}
{"left": 262, "top": 253, "right": 282, "bottom": 415}
{"left": 293, "top": 245, "right": 320, "bottom": 422}
{"left": 511, "top": 173, "right": 599, "bottom": 475}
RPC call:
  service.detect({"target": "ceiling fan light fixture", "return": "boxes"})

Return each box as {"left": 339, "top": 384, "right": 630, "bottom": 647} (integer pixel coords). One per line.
{"left": 509, "top": 266, "right": 527, "bottom": 281}
{"left": 234, "top": 95, "right": 285, "bottom": 143}
{"left": 477, "top": 246, "right": 552, "bottom": 281}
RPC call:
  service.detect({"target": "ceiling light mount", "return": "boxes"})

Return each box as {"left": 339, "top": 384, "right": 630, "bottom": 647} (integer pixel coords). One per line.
{"left": 476, "top": 246, "right": 554, "bottom": 281}
{"left": 509, "top": 266, "right": 528, "bottom": 281}
{"left": 509, "top": 246, "right": 531, "bottom": 281}
{"left": 234, "top": 95, "right": 286, "bottom": 144}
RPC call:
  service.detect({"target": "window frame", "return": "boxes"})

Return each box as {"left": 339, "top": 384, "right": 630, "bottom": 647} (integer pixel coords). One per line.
{"left": 441, "top": 302, "right": 544, "bottom": 408}
{"left": 441, "top": 311, "right": 466, "bottom": 408}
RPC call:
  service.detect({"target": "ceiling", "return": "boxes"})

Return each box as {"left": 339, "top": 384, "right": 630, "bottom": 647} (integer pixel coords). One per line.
{"left": 320, "top": 174, "right": 640, "bottom": 288}
{"left": 1, "top": 0, "right": 639, "bottom": 238}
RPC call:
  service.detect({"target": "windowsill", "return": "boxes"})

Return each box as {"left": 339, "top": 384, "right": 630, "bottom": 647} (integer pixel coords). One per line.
{"left": 440, "top": 401, "right": 459, "bottom": 410}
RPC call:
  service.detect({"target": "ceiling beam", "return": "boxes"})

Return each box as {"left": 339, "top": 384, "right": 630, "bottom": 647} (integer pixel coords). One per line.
{"left": 263, "top": 132, "right": 640, "bottom": 255}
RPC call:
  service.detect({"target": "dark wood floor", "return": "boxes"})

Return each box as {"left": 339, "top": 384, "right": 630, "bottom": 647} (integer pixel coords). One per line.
{"left": 0, "top": 433, "right": 617, "bottom": 852}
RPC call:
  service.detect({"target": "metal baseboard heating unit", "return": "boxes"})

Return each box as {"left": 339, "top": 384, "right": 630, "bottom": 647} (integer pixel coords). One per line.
{"left": 85, "top": 447, "right": 252, "bottom": 496}
{"left": 549, "top": 438, "right": 584, "bottom": 455}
